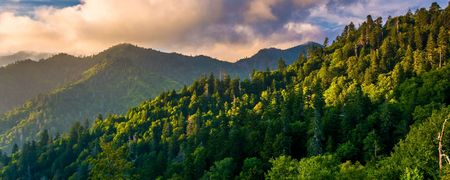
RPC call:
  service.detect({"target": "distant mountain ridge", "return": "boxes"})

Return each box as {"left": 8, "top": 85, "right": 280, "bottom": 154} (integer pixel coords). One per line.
{"left": 0, "top": 42, "right": 320, "bottom": 114}
{"left": 0, "top": 51, "right": 52, "bottom": 67}
{"left": 236, "top": 41, "right": 321, "bottom": 70}
{"left": 0, "top": 53, "right": 97, "bottom": 114}
{"left": 0, "top": 42, "right": 320, "bottom": 150}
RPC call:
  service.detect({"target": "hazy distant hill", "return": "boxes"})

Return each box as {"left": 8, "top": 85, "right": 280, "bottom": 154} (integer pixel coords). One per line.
{"left": 0, "top": 42, "right": 317, "bottom": 150}
{"left": 236, "top": 41, "right": 321, "bottom": 70}
{"left": 0, "top": 51, "right": 51, "bottom": 67}
{"left": 0, "top": 54, "right": 97, "bottom": 114}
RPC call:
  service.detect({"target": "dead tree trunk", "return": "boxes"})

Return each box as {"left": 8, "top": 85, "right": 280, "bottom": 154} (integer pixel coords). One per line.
{"left": 439, "top": 118, "right": 450, "bottom": 176}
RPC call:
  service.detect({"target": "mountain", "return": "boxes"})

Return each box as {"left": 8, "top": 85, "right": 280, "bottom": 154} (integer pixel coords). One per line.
{"left": 0, "top": 43, "right": 316, "bottom": 115}
{"left": 0, "top": 54, "right": 97, "bottom": 114}
{"left": 236, "top": 41, "right": 321, "bottom": 70}
{"left": 0, "top": 43, "right": 316, "bottom": 150}
{"left": 0, "top": 51, "right": 51, "bottom": 67}
{"left": 0, "top": 2, "right": 449, "bottom": 179}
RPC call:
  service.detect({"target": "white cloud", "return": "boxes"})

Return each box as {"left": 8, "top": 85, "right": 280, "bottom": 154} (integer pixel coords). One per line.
{"left": 284, "top": 22, "right": 321, "bottom": 35}
{"left": 0, "top": 0, "right": 221, "bottom": 57}
{"left": 0, "top": 0, "right": 326, "bottom": 61}
{"left": 0, "top": 0, "right": 445, "bottom": 61}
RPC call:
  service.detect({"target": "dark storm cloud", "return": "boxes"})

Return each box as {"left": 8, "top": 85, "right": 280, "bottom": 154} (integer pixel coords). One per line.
{"left": 178, "top": 0, "right": 322, "bottom": 47}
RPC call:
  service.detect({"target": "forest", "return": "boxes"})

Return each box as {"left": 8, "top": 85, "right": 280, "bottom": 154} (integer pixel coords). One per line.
{"left": 0, "top": 2, "right": 449, "bottom": 179}
{"left": 0, "top": 41, "right": 315, "bottom": 152}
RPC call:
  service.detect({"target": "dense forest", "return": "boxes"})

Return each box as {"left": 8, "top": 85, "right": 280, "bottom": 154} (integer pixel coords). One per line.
{"left": 0, "top": 43, "right": 315, "bottom": 152}
{"left": 0, "top": 54, "right": 95, "bottom": 114}
{"left": 0, "top": 2, "right": 449, "bottom": 179}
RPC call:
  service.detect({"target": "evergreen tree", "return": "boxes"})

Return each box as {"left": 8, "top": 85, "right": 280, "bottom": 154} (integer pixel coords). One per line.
{"left": 278, "top": 58, "right": 286, "bottom": 71}
{"left": 437, "top": 27, "right": 448, "bottom": 68}
{"left": 89, "top": 140, "right": 133, "bottom": 179}
{"left": 0, "top": 3, "right": 449, "bottom": 179}
{"left": 427, "top": 32, "right": 437, "bottom": 68}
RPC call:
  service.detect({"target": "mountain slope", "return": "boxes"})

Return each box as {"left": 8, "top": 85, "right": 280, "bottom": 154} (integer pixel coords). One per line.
{"left": 0, "top": 2, "right": 448, "bottom": 179}
{"left": 0, "top": 43, "right": 315, "bottom": 114}
{"left": 0, "top": 43, "right": 316, "bottom": 150}
{"left": 0, "top": 54, "right": 97, "bottom": 114}
{"left": 0, "top": 58, "right": 181, "bottom": 147}
{"left": 236, "top": 41, "right": 320, "bottom": 70}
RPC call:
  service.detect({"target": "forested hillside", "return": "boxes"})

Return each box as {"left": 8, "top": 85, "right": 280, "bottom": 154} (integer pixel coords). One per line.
{"left": 236, "top": 41, "right": 320, "bottom": 70}
{"left": 0, "top": 43, "right": 315, "bottom": 151}
{"left": 0, "top": 2, "right": 449, "bottom": 179}
{"left": 0, "top": 54, "right": 95, "bottom": 114}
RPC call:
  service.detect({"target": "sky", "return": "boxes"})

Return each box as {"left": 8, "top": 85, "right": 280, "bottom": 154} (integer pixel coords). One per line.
{"left": 0, "top": 0, "right": 448, "bottom": 61}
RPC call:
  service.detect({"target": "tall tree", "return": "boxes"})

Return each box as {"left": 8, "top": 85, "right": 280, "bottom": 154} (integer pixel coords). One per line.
{"left": 437, "top": 27, "right": 448, "bottom": 68}
{"left": 89, "top": 140, "right": 133, "bottom": 180}
{"left": 426, "top": 33, "right": 437, "bottom": 68}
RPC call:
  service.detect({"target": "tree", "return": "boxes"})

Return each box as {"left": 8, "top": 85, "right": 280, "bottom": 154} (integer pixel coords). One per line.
{"left": 18, "top": 141, "right": 37, "bottom": 180}
{"left": 402, "top": 46, "right": 414, "bottom": 76}
{"left": 338, "top": 161, "right": 367, "bottom": 179}
{"left": 380, "top": 107, "right": 450, "bottom": 179}
{"left": 11, "top": 144, "right": 18, "bottom": 154}
{"left": 89, "top": 140, "right": 133, "bottom": 180}
{"left": 437, "top": 27, "right": 448, "bottom": 68}
{"left": 336, "top": 141, "right": 359, "bottom": 161}
{"left": 413, "top": 51, "right": 428, "bottom": 75}
{"left": 363, "top": 131, "right": 382, "bottom": 162}
{"left": 203, "top": 157, "right": 235, "bottom": 180}
{"left": 278, "top": 58, "right": 286, "bottom": 71}
{"left": 267, "top": 155, "right": 339, "bottom": 179}
{"left": 414, "top": 28, "right": 423, "bottom": 50}
{"left": 184, "top": 146, "right": 207, "bottom": 179}
{"left": 323, "top": 37, "right": 329, "bottom": 47}
{"left": 238, "top": 157, "right": 264, "bottom": 180}
{"left": 438, "top": 117, "right": 450, "bottom": 175}
{"left": 266, "top": 156, "right": 299, "bottom": 179}
{"left": 39, "top": 129, "right": 49, "bottom": 147}
{"left": 426, "top": 33, "right": 437, "bottom": 68}
{"left": 308, "top": 83, "right": 324, "bottom": 156}
{"left": 0, "top": 4, "right": 449, "bottom": 179}
{"left": 400, "top": 167, "right": 423, "bottom": 180}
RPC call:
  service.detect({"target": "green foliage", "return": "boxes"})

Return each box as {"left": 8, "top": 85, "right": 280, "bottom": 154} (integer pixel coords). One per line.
{"left": 238, "top": 157, "right": 264, "bottom": 180}
{"left": 371, "top": 106, "right": 450, "bottom": 179}
{"left": 89, "top": 140, "right": 133, "bottom": 179}
{"left": 0, "top": 54, "right": 94, "bottom": 114}
{"left": 202, "top": 157, "right": 235, "bottom": 180}
{"left": 0, "top": 43, "right": 315, "bottom": 152}
{"left": 400, "top": 167, "right": 423, "bottom": 180}
{"left": 0, "top": 2, "right": 449, "bottom": 179}
{"left": 338, "top": 161, "right": 366, "bottom": 179}
{"left": 267, "top": 155, "right": 340, "bottom": 179}
{"left": 266, "top": 156, "right": 299, "bottom": 180}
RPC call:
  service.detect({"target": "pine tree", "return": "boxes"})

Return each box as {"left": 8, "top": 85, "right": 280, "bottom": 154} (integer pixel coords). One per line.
{"left": 39, "top": 129, "right": 49, "bottom": 147}
{"left": 278, "top": 58, "right": 286, "bottom": 71}
{"left": 308, "top": 83, "right": 324, "bottom": 156}
{"left": 89, "top": 140, "right": 133, "bottom": 179}
{"left": 323, "top": 37, "right": 329, "bottom": 47}
{"left": 414, "top": 28, "right": 423, "bottom": 50}
{"left": 437, "top": 27, "right": 448, "bottom": 68}
{"left": 426, "top": 33, "right": 437, "bottom": 68}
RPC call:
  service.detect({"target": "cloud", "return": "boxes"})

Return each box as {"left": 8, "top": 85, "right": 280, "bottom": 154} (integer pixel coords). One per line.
{"left": 0, "top": 0, "right": 218, "bottom": 56}
{"left": 245, "top": 0, "right": 279, "bottom": 23}
{"left": 0, "top": 0, "right": 447, "bottom": 61}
